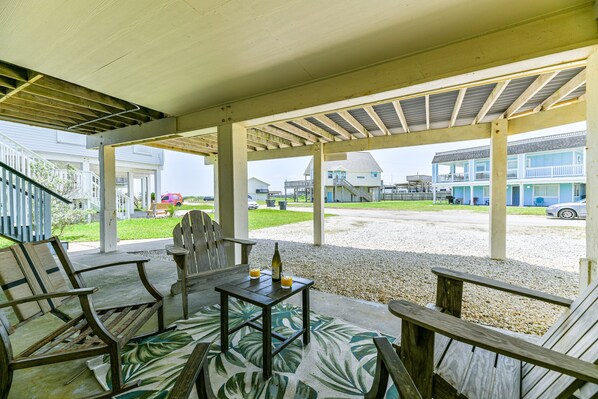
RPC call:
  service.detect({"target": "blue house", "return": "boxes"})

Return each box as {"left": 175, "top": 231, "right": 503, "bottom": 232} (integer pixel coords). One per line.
{"left": 431, "top": 131, "right": 586, "bottom": 207}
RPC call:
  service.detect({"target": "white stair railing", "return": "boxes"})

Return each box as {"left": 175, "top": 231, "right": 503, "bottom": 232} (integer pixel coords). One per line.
{"left": 0, "top": 130, "right": 130, "bottom": 219}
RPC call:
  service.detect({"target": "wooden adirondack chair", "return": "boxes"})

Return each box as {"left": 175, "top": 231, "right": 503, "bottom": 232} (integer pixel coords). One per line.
{"left": 0, "top": 237, "right": 166, "bottom": 399}
{"left": 167, "top": 210, "right": 256, "bottom": 319}
{"left": 385, "top": 268, "right": 598, "bottom": 399}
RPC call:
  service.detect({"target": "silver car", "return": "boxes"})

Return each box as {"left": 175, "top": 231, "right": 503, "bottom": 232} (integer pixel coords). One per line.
{"left": 545, "top": 199, "right": 586, "bottom": 220}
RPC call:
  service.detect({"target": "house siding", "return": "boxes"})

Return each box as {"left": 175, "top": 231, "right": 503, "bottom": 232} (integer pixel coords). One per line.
{"left": 433, "top": 131, "right": 586, "bottom": 207}
{"left": 0, "top": 121, "right": 163, "bottom": 166}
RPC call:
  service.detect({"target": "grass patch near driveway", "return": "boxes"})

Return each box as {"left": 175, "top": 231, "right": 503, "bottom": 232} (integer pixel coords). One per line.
{"left": 289, "top": 200, "right": 547, "bottom": 215}
{"left": 56, "top": 209, "right": 331, "bottom": 243}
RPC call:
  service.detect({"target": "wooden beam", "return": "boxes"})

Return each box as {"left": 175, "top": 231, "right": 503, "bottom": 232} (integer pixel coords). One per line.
{"left": 247, "top": 129, "right": 292, "bottom": 148}
{"left": 504, "top": 72, "right": 558, "bottom": 118}
{"left": 247, "top": 144, "right": 314, "bottom": 161}
{"left": 0, "top": 74, "right": 43, "bottom": 105}
{"left": 148, "top": 142, "right": 212, "bottom": 157}
{"left": 508, "top": 100, "right": 585, "bottom": 135}
{"left": 336, "top": 110, "right": 370, "bottom": 138}
{"left": 0, "top": 76, "right": 17, "bottom": 90}
{"left": 534, "top": 68, "right": 586, "bottom": 112}
{"left": 35, "top": 76, "right": 162, "bottom": 120}
{"left": 472, "top": 80, "right": 510, "bottom": 124}
{"left": 364, "top": 106, "right": 390, "bottom": 135}
{"left": 312, "top": 115, "right": 353, "bottom": 140}
{"left": 449, "top": 89, "right": 466, "bottom": 128}
{"left": 14, "top": 91, "right": 102, "bottom": 118}
{"left": 273, "top": 122, "right": 322, "bottom": 143}
{"left": 292, "top": 119, "right": 337, "bottom": 142}
{"left": 0, "top": 62, "right": 28, "bottom": 81}
{"left": 254, "top": 125, "right": 306, "bottom": 145}
{"left": 424, "top": 95, "right": 430, "bottom": 130}
{"left": 392, "top": 100, "right": 410, "bottom": 133}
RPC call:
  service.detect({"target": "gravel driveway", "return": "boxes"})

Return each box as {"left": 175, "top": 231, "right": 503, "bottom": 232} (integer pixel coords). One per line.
{"left": 245, "top": 208, "right": 584, "bottom": 335}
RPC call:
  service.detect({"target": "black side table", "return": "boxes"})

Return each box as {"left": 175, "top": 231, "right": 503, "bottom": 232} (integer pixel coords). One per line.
{"left": 215, "top": 270, "right": 313, "bottom": 379}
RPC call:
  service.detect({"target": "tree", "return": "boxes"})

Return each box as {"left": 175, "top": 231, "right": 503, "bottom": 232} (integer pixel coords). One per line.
{"left": 30, "top": 162, "right": 92, "bottom": 237}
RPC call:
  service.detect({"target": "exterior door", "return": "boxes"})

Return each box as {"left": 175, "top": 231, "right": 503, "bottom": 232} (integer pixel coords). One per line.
{"left": 512, "top": 186, "right": 520, "bottom": 206}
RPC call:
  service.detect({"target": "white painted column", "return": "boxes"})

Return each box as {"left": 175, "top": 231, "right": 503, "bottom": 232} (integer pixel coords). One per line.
{"left": 145, "top": 176, "right": 152, "bottom": 207}
{"left": 584, "top": 49, "right": 598, "bottom": 290}
{"left": 432, "top": 188, "right": 437, "bottom": 204}
{"left": 217, "top": 124, "right": 248, "bottom": 263}
{"left": 154, "top": 169, "right": 162, "bottom": 201}
{"left": 468, "top": 160, "right": 475, "bottom": 181}
{"left": 517, "top": 153, "right": 526, "bottom": 179}
{"left": 469, "top": 185, "right": 474, "bottom": 206}
{"left": 313, "top": 143, "right": 325, "bottom": 246}
{"left": 519, "top": 184, "right": 524, "bottom": 208}
{"left": 99, "top": 144, "right": 117, "bottom": 253}
{"left": 212, "top": 156, "right": 219, "bottom": 223}
{"left": 489, "top": 119, "right": 508, "bottom": 260}
{"left": 127, "top": 171, "right": 135, "bottom": 215}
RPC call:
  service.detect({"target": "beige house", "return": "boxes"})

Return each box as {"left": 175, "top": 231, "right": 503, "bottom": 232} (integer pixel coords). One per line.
{"left": 303, "top": 152, "right": 382, "bottom": 202}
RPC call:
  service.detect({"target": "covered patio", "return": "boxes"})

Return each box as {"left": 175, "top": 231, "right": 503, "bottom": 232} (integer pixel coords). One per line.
{"left": 0, "top": 1, "right": 597, "bottom": 398}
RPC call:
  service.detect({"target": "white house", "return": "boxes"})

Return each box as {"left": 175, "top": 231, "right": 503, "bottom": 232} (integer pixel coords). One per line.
{"left": 298, "top": 152, "right": 382, "bottom": 202}
{"left": 0, "top": 120, "right": 164, "bottom": 217}
{"left": 247, "top": 177, "right": 270, "bottom": 200}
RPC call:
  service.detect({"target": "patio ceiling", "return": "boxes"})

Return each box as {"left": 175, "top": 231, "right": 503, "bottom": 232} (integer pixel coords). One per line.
{"left": 0, "top": 61, "right": 167, "bottom": 134}
{"left": 147, "top": 64, "right": 587, "bottom": 156}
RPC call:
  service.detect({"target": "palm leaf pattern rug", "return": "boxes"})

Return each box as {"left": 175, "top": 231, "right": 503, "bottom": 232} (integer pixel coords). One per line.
{"left": 89, "top": 299, "right": 398, "bottom": 398}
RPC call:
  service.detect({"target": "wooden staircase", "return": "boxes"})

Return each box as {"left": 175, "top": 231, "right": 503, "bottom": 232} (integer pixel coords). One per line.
{"left": 0, "top": 161, "right": 70, "bottom": 243}
{"left": 333, "top": 177, "right": 373, "bottom": 202}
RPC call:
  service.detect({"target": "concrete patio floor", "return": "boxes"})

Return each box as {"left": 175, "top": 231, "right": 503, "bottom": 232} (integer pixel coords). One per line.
{"left": 8, "top": 240, "right": 402, "bottom": 399}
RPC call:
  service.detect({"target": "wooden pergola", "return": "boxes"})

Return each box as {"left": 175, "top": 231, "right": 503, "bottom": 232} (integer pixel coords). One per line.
{"left": 0, "top": 0, "right": 596, "bottom": 288}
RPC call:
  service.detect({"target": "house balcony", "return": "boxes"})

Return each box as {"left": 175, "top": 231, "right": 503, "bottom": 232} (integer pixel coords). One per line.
{"left": 525, "top": 164, "right": 583, "bottom": 178}
{"left": 436, "top": 173, "right": 468, "bottom": 182}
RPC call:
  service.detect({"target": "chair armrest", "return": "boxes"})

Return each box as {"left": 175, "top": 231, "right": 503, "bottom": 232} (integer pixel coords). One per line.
{"left": 222, "top": 237, "right": 257, "bottom": 246}
{"left": 166, "top": 245, "right": 189, "bottom": 256}
{"left": 0, "top": 288, "right": 98, "bottom": 309}
{"left": 389, "top": 299, "right": 598, "bottom": 384}
{"left": 365, "top": 337, "right": 422, "bottom": 399}
{"left": 168, "top": 343, "right": 216, "bottom": 399}
{"left": 432, "top": 268, "right": 573, "bottom": 307}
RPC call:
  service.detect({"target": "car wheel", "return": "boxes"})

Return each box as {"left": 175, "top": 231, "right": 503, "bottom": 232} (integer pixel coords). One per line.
{"left": 175, "top": 202, "right": 182, "bottom": 207}
{"left": 558, "top": 208, "right": 576, "bottom": 220}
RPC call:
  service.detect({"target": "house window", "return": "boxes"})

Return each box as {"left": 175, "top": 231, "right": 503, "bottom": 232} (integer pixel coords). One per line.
{"left": 576, "top": 153, "right": 583, "bottom": 164}
{"left": 482, "top": 186, "right": 489, "bottom": 198}
{"left": 475, "top": 160, "right": 489, "bottom": 172}
{"left": 507, "top": 158, "right": 517, "bottom": 170}
{"left": 371, "top": 172, "right": 378, "bottom": 177}
{"left": 327, "top": 171, "right": 333, "bottom": 178}
{"left": 574, "top": 183, "right": 581, "bottom": 197}
{"left": 534, "top": 184, "right": 558, "bottom": 198}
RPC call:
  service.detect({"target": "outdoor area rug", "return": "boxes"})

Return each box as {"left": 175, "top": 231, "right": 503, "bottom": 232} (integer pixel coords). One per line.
{"left": 88, "top": 299, "right": 398, "bottom": 398}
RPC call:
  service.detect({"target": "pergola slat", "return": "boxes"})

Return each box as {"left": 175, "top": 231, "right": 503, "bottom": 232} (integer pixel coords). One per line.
{"left": 292, "top": 119, "right": 337, "bottom": 142}
{"left": 336, "top": 110, "right": 370, "bottom": 138}
{"left": 312, "top": 115, "right": 353, "bottom": 140}
{"left": 364, "top": 106, "right": 390, "bottom": 136}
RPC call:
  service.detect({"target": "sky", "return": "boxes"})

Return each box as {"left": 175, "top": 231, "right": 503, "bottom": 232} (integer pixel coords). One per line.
{"left": 160, "top": 121, "right": 587, "bottom": 196}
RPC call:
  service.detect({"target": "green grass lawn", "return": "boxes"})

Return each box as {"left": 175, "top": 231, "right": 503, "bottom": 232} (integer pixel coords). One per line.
{"left": 289, "top": 200, "right": 547, "bottom": 215}
{"left": 56, "top": 209, "right": 329, "bottom": 243}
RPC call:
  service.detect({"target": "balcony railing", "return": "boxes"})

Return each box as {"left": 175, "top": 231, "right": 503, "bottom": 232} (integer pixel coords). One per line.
{"left": 525, "top": 164, "right": 583, "bottom": 178}
{"left": 436, "top": 173, "right": 468, "bottom": 182}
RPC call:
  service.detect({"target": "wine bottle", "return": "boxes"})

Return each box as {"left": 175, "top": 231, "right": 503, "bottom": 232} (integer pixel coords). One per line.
{"left": 271, "top": 242, "right": 282, "bottom": 281}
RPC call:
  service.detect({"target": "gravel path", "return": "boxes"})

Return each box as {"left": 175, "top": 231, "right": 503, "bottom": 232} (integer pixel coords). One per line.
{"left": 147, "top": 208, "right": 585, "bottom": 336}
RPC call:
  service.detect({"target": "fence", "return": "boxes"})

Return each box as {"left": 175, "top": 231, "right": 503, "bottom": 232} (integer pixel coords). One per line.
{"left": 381, "top": 192, "right": 434, "bottom": 201}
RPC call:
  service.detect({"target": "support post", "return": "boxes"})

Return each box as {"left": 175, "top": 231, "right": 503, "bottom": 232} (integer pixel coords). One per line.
{"left": 469, "top": 185, "right": 474, "bottom": 206}
{"left": 313, "top": 143, "right": 325, "bottom": 246}
{"left": 212, "top": 155, "right": 219, "bottom": 223}
{"left": 217, "top": 124, "right": 248, "bottom": 263}
{"left": 127, "top": 171, "right": 135, "bottom": 215}
{"left": 489, "top": 119, "right": 508, "bottom": 260}
{"left": 519, "top": 183, "right": 524, "bottom": 207}
{"left": 585, "top": 49, "right": 598, "bottom": 289}
{"left": 154, "top": 169, "right": 162, "bottom": 203}
{"left": 146, "top": 176, "right": 152, "bottom": 208}
{"left": 99, "top": 144, "right": 117, "bottom": 253}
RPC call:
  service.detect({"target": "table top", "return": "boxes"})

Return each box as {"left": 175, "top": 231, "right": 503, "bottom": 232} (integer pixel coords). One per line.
{"left": 215, "top": 270, "right": 314, "bottom": 307}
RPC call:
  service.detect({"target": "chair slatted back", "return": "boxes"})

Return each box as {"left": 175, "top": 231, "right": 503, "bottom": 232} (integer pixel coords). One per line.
{"left": 172, "top": 211, "right": 228, "bottom": 277}
{"left": 0, "top": 242, "right": 67, "bottom": 323}
{"left": 522, "top": 280, "right": 598, "bottom": 399}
